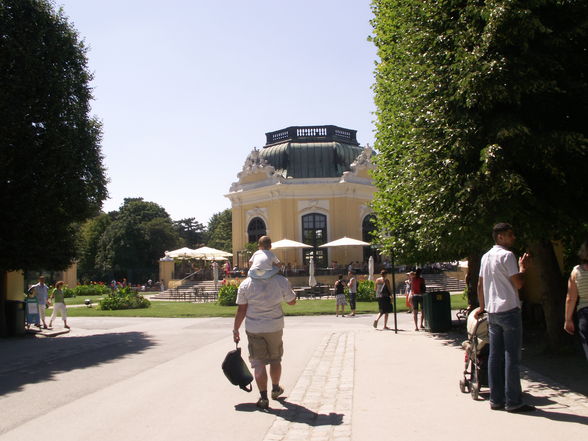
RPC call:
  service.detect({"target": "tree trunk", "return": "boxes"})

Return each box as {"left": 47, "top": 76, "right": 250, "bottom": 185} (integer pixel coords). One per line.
{"left": 0, "top": 271, "right": 6, "bottom": 337}
{"left": 466, "top": 253, "right": 481, "bottom": 308}
{"left": 527, "top": 240, "right": 567, "bottom": 351}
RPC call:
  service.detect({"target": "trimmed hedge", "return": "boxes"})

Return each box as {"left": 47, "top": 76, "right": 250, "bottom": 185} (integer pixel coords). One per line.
{"left": 73, "top": 284, "right": 111, "bottom": 297}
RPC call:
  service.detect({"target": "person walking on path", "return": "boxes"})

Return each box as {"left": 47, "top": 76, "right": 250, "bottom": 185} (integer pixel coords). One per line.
{"left": 347, "top": 270, "right": 357, "bottom": 317}
{"left": 49, "top": 281, "right": 70, "bottom": 329}
{"left": 28, "top": 275, "right": 49, "bottom": 329}
{"left": 405, "top": 271, "right": 414, "bottom": 314}
{"left": 373, "top": 269, "right": 393, "bottom": 330}
{"left": 475, "top": 222, "right": 535, "bottom": 413}
{"left": 232, "top": 271, "right": 297, "bottom": 410}
{"left": 564, "top": 240, "right": 588, "bottom": 360}
{"left": 335, "top": 275, "right": 347, "bottom": 317}
{"left": 411, "top": 269, "right": 426, "bottom": 331}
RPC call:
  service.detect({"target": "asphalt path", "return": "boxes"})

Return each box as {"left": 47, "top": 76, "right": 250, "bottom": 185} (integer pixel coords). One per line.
{"left": 0, "top": 314, "right": 586, "bottom": 441}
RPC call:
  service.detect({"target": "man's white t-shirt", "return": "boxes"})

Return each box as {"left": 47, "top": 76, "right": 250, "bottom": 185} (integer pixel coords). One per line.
{"left": 479, "top": 245, "right": 520, "bottom": 313}
{"left": 236, "top": 275, "right": 296, "bottom": 333}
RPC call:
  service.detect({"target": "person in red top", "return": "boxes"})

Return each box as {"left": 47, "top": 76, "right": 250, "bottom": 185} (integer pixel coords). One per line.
{"left": 411, "top": 268, "right": 426, "bottom": 331}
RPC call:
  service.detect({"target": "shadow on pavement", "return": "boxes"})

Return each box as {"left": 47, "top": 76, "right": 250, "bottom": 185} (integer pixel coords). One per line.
{"left": 235, "top": 397, "right": 344, "bottom": 426}
{"left": 0, "top": 332, "right": 155, "bottom": 395}
{"left": 425, "top": 320, "right": 588, "bottom": 398}
{"left": 467, "top": 390, "right": 587, "bottom": 423}
{"left": 523, "top": 408, "right": 588, "bottom": 424}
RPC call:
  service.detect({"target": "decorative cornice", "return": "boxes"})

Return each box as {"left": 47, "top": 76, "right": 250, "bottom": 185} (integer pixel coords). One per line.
{"left": 245, "top": 207, "right": 268, "bottom": 229}
{"left": 359, "top": 204, "right": 373, "bottom": 223}
{"left": 229, "top": 147, "right": 278, "bottom": 192}
{"left": 341, "top": 144, "right": 375, "bottom": 182}
{"left": 352, "top": 144, "right": 375, "bottom": 169}
{"left": 298, "top": 199, "right": 330, "bottom": 214}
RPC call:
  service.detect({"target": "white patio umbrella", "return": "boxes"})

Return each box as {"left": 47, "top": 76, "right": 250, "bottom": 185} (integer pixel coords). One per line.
{"left": 271, "top": 239, "right": 312, "bottom": 249}
{"left": 193, "top": 246, "right": 233, "bottom": 259}
{"left": 368, "top": 255, "right": 375, "bottom": 281}
{"left": 271, "top": 238, "right": 312, "bottom": 268}
{"left": 319, "top": 236, "right": 370, "bottom": 248}
{"left": 319, "top": 236, "right": 371, "bottom": 266}
{"left": 308, "top": 257, "right": 317, "bottom": 287}
{"left": 165, "top": 247, "right": 200, "bottom": 259}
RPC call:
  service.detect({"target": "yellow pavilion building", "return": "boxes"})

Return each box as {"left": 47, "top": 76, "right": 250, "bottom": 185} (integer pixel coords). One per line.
{"left": 225, "top": 125, "right": 377, "bottom": 270}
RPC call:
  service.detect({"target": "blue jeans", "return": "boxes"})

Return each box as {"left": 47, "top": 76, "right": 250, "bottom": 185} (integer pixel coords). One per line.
{"left": 487, "top": 307, "right": 523, "bottom": 409}
{"left": 578, "top": 307, "right": 588, "bottom": 360}
{"left": 349, "top": 293, "right": 356, "bottom": 310}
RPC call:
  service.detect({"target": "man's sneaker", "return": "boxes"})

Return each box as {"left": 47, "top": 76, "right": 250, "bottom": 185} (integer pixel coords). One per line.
{"left": 256, "top": 398, "right": 269, "bottom": 410}
{"left": 271, "top": 386, "right": 284, "bottom": 400}
{"left": 507, "top": 404, "right": 536, "bottom": 413}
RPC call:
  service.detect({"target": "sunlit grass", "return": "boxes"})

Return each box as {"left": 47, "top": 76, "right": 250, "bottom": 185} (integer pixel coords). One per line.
{"left": 63, "top": 293, "right": 468, "bottom": 318}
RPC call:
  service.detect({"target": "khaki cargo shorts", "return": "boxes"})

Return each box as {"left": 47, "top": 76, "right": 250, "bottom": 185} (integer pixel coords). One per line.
{"left": 246, "top": 330, "right": 283, "bottom": 367}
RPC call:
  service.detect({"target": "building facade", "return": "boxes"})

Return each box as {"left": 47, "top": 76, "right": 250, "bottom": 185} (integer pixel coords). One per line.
{"left": 225, "top": 125, "right": 377, "bottom": 269}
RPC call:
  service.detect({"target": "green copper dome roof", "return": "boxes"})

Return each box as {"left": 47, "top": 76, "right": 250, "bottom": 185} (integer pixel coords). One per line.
{"left": 259, "top": 126, "right": 364, "bottom": 179}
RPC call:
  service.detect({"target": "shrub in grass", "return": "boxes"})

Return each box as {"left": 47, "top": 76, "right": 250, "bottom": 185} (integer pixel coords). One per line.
{"left": 99, "top": 287, "right": 151, "bottom": 310}
{"left": 356, "top": 280, "right": 376, "bottom": 302}
{"left": 218, "top": 283, "right": 238, "bottom": 306}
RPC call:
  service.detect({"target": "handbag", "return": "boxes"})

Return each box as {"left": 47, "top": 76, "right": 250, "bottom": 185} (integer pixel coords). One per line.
{"left": 221, "top": 344, "right": 253, "bottom": 392}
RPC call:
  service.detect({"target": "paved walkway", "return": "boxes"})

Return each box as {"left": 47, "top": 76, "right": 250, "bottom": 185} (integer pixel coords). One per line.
{"left": 0, "top": 313, "right": 586, "bottom": 441}
{"left": 262, "top": 332, "right": 354, "bottom": 441}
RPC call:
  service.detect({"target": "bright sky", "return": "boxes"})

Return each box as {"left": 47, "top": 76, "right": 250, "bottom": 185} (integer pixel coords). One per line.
{"left": 57, "top": 0, "right": 378, "bottom": 225}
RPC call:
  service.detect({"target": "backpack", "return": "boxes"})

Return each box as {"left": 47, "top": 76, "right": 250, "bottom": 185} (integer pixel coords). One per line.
{"left": 221, "top": 344, "right": 253, "bottom": 392}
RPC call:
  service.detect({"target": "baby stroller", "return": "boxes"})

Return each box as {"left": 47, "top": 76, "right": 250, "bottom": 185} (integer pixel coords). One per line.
{"left": 459, "top": 308, "right": 489, "bottom": 400}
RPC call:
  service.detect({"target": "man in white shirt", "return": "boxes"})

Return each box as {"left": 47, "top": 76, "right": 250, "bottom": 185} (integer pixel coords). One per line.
{"left": 347, "top": 270, "right": 357, "bottom": 317}
{"left": 476, "top": 223, "right": 534, "bottom": 413}
{"left": 28, "top": 275, "right": 49, "bottom": 329}
{"left": 233, "top": 273, "right": 296, "bottom": 410}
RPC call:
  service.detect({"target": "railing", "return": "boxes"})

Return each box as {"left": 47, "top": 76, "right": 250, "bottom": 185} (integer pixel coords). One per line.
{"left": 169, "top": 286, "right": 218, "bottom": 303}
{"left": 265, "top": 125, "right": 359, "bottom": 146}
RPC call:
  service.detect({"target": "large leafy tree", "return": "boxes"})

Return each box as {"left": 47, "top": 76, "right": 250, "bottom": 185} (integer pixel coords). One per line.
{"left": 0, "top": 0, "right": 107, "bottom": 335}
{"left": 77, "top": 213, "right": 112, "bottom": 282}
{"left": 206, "top": 209, "right": 232, "bottom": 252}
{"left": 95, "top": 198, "right": 179, "bottom": 283}
{"left": 173, "top": 218, "right": 206, "bottom": 248}
{"left": 371, "top": 0, "right": 588, "bottom": 348}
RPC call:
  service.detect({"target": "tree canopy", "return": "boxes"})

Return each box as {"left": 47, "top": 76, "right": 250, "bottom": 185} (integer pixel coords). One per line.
{"left": 91, "top": 198, "right": 179, "bottom": 283}
{"left": 0, "top": 0, "right": 108, "bottom": 272}
{"left": 370, "top": 0, "right": 588, "bottom": 349}
{"left": 206, "top": 209, "right": 232, "bottom": 252}
{"left": 370, "top": 0, "right": 588, "bottom": 262}
{"left": 77, "top": 213, "right": 112, "bottom": 282}
{"left": 173, "top": 218, "right": 206, "bottom": 248}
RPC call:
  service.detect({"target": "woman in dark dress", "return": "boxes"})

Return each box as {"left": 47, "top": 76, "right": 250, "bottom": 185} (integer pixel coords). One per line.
{"left": 373, "top": 269, "right": 393, "bottom": 330}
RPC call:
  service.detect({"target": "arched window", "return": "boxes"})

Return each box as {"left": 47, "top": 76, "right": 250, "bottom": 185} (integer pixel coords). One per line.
{"left": 301, "top": 213, "right": 328, "bottom": 267}
{"left": 247, "top": 217, "right": 266, "bottom": 243}
{"left": 362, "top": 214, "right": 379, "bottom": 262}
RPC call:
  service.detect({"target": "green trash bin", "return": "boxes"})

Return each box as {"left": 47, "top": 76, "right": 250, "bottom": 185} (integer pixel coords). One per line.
{"left": 424, "top": 291, "right": 451, "bottom": 332}
{"left": 5, "top": 300, "right": 26, "bottom": 336}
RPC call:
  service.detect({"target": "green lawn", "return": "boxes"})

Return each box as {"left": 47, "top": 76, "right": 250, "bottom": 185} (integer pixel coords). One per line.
{"left": 61, "top": 294, "right": 468, "bottom": 318}
{"left": 63, "top": 295, "right": 104, "bottom": 306}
